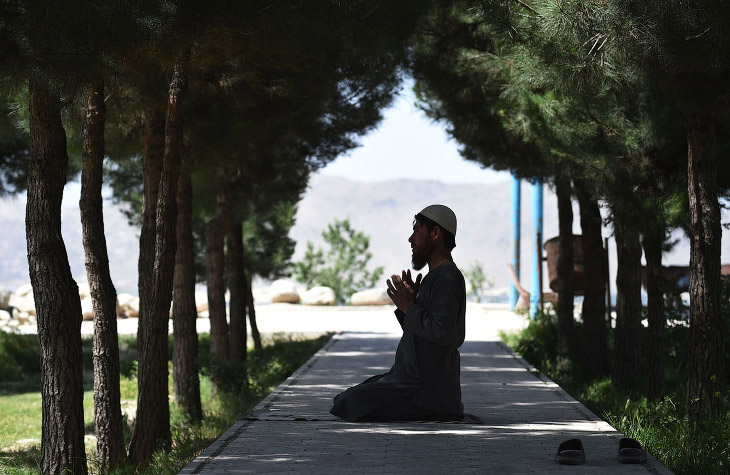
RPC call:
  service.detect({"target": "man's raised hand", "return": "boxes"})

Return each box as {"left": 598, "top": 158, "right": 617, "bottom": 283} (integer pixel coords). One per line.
{"left": 402, "top": 269, "right": 422, "bottom": 294}
{"left": 387, "top": 273, "right": 416, "bottom": 313}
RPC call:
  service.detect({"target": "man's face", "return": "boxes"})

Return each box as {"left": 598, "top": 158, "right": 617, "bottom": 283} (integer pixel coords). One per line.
{"left": 409, "top": 219, "right": 431, "bottom": 270}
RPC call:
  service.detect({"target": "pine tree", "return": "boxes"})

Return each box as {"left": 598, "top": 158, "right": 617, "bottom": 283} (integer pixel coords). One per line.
{"left": 27, "top": 76, "right": 89, "bottom": 475}
{"left": 172, "top": 166, "right": 202, "bottom": 422}
{"left": 412, "top": 1, "right": 696, "bottom": 393}
{"left": 80, "top": 78, "right": 127, "bottom": 469}
{"left": 605, "top": 0, "right": 730, "bottom": 419}
{"left": 129, "top": 58, "right": 188, "bottom": 466}
{"left": 5, "top": 0, "right": 124, "bottom": 471}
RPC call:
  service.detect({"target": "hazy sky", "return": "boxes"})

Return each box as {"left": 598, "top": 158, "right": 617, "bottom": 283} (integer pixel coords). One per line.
{"left": 317, "top": 80, "right": 511, "bottom": 184}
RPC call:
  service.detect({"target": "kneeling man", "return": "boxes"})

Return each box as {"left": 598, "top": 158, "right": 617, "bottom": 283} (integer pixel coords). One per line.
{"left": 330, "top": 205, "right": 466, "bottom": 422}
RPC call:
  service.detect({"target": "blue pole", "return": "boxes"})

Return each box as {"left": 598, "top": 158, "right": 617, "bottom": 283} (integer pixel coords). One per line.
{"left": 530, "top": 178, "right": 543, "bottom": 318}
{"left": 509, "top": 175, "right": 521, "bottom": 310}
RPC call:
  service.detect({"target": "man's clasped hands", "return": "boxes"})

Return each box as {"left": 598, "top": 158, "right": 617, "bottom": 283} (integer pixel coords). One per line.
{"left": 386, "top": 269, "right": 422, "bottom": 313}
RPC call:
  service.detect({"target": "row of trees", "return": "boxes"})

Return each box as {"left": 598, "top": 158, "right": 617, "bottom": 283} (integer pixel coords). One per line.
{"left": 411, "top": 1, "right": 728, "bottom": 421}
{"left": 4, "top": 1, "right": 727, "bottom": 472}
{"left": 0, "top": 1, "right": 427, "bottom": 472}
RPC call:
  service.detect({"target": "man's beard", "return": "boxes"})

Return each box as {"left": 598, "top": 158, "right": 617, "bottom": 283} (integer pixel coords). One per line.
{"left": 411, "top": 251, "right": 427, "bottom": 270}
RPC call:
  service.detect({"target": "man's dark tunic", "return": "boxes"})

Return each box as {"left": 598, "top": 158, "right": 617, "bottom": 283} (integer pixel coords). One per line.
{"left": 330, "top": 261, "right": 466, "bottom": 421}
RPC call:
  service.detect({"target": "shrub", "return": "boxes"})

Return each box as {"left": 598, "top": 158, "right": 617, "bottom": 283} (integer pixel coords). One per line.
{"left": 506, "top": 308, "right": 559, "bottom": 375}
{"left": 0, "top": 333, "right": 39, "bottom": 384}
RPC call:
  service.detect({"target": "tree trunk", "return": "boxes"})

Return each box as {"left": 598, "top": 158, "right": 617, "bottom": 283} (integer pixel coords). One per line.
{"left": 27, "top": 79, "right": 87, "bottom": 475}
{"left": 686, "top": 113, "right": 724, "bottom": 420}
{"left": 611, "top": 214, "right": 643, "bottom": 389}
{"left": 555, "top": 173, "right": 576, "bottom": 362}
{"left": 206, "top": 185, "right": 232, "bottom": 363}
{"left": 137, "top": 107, "right": 165, "bottom": 353}
{"left": 575, "top": 182, "right": 609, "bottom": 380}
{"left": 248, "top": 277, "right": 262, "bottom": 353}
{"left": 172, "top": 168, "right": 202, "bottom": 423}
{"left": 80, "top": 79, "right": 126, "bottom": 470}
{"left": 227, "top": 218, "right": 248, "bottom": 365}
{"left": 129, "top": 60, "right": 187, "bottom": 467}
{"left": 643, "top": 223, "right": 665, "bottom": 401}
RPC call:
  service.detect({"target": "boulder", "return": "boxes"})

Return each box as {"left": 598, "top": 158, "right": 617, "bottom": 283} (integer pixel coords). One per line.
{"left": 117, "top": 293, "right": 139, "bottom": 318}
{"left": 8, "top": 286, "right": 35, "bottom": 317}
{"left": 251, "top": 287, "right": 271, "bottom": 304}
{"left": 301, "top": 286, "right": 336, "bottom": 306}
{"left": 2, "top": 439, "right": 40, "bottom": 452}
{"left": 297, "top": 288, "right": 307, "bottom": 301}
{"left": 15, "top": 312, "right": 32, "bottom": 325}
{"left": 0, "top": 286, "right": 11, "bottom": 310}
{"left": 15, "top": 283, "right": 33, "bottom": 298}
{"left": 350, "top": 288, "right": 392, "bottom": 306}
{"left": 269, "top": 279, "right": 301, "bottom": 304}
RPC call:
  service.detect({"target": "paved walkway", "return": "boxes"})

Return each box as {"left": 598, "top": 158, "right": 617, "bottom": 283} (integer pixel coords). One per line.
{"left": 180, "top": 305, "right": 672, "bottom": 474}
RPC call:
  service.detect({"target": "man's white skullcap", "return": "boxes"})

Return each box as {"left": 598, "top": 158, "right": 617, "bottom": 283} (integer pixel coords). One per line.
{"left": 418, "top": 204, "right": 457, "bottom": 236}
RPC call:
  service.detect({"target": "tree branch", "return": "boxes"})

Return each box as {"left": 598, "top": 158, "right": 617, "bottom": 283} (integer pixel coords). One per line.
{"left": 514, "top": 0, "right": 537, "bottom": 14}
{"left": 583, "top": 98, "right": 620, "bottom": 137}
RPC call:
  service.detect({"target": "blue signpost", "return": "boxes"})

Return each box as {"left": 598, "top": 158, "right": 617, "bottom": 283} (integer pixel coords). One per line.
{"left": 509, "top": 175, "right": 521, "bottom": 310}
{"left": 530, "top": 178, "right": 543, "bottom": 318}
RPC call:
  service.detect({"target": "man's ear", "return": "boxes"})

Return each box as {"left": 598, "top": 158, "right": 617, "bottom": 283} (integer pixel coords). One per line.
{"left": 431, "top": 225, "right": 442, "bottom": 242}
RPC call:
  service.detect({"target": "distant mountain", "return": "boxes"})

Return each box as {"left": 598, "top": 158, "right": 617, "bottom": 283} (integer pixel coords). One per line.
{"left": 1, "top": 174, "right": 727, "bottom": 297}
{"left": 0, "top": 183, "right": 140, "bottom": 294}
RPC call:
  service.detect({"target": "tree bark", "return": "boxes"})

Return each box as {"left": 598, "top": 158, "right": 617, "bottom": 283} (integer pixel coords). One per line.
{"left": 227, "top": 218, "right": 248, "bottom": 365}
{"left": 129, "top": 60, "right": 187, "bottom": 467}
{"left": 611, "top": 214, "right": 643, "bottom": 389}
{"left": 80, "top": 79, "right": 127, "bottom": 469}
{"left": 172, "top": 168, "right": 202, "bottom": 423}
{"left": 27, "top": 79, "right": 87, "bottom": 475}
{"left": 206, "top": 185, "right": 232, "bottom": 363}
{"left": 686, "top": 113, "right": 724, "bottom": 420}
{"left": 137, "top": 107, "right": 165, "bottom": 353}
{"left": 248, "top": 277, "right": 263, "bottom": 353}
{"left": 643, "top": 223, "right": 665, "bottom": 401}
{"left": 575, "top": 182, "right": 609, "bottom": 380}
{"left": 555, "top": 173, "right": 577, "bottom": 361}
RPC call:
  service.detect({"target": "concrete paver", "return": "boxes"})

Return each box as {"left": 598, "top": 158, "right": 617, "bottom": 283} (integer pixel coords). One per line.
{"left": 180, "top": 305, "right": 672, "bottom": 474}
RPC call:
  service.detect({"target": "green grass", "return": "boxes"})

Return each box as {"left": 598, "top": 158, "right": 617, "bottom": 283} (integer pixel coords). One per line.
{"left": 0, "top": 331, "right": 330, "bottom": 474}
{"left": 500, "top": 309, "right": 730, "bottom": 475}
{"left": 0, "top": 392, "right": 43, "bottom": 448}
{"left": 606, "top": 395, "right": 730, "bottom": 475}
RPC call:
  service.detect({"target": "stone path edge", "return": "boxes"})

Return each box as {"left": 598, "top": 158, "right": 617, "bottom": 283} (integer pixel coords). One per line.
{"left": 178, "top": 332, "right": 341, "bottom": 475}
